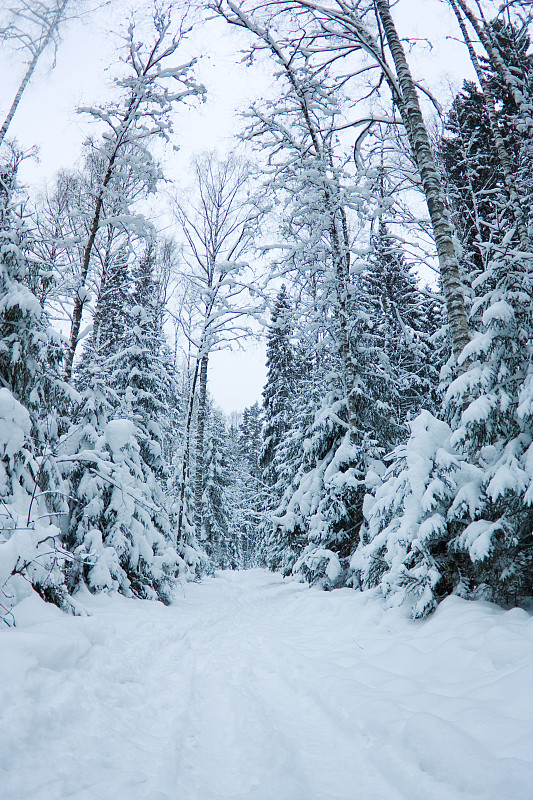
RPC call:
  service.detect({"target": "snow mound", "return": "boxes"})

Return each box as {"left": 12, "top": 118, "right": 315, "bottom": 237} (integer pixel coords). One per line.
{"left": 0, "top": 388, "right": 30, "bottom": 458}
{"left": 105, "top": 418, "right": 135, "bottom": 459}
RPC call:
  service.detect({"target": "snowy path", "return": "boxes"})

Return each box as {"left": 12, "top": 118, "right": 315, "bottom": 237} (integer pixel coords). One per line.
{"left": 2, "top": 569, "right": 533, "bottom": 800}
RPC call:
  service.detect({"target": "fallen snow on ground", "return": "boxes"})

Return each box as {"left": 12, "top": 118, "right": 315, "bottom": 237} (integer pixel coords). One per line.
{"left": 1, "top": 569, "right": 532, "bottom": 800}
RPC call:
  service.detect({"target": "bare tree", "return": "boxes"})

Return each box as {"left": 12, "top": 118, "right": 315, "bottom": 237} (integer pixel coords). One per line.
{"left": 63, "top": 5, "right": 205, "bottom": 380}
{"left": 32, "top": 144, "right": 160, "bottom": 342}
{"left": 174, "top": 152, "right": 264, "bottom": 540}
{"left": 214, "top": 3, "right": 371, "bottom": 432}
{"left": 0, "top": 0, "right": 72, "bottom": 148}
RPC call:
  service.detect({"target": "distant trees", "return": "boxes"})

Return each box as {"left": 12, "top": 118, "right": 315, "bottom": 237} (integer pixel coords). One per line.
{"left": 228, "top": 403, "right": 264, "bottom": 568}
{"left": 260, "top": 286, "right": 295, "bottom": 493}
{"left": 174, "top": 152, "right": 263, "bottom": 542}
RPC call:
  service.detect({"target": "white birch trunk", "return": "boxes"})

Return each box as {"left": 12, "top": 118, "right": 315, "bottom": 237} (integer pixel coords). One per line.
{"left": 194, "top": 355, "right": 209, "bottom": 537}
{"left": 375, "top": 0, "right": 471, "bottom": 365}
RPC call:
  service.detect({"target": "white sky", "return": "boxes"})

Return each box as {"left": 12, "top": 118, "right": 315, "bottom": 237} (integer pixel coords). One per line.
{"left": 0, "top": 0, "right": 476, "bottom": 414}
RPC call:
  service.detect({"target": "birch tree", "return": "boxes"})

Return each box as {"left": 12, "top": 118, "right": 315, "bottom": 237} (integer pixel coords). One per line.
{"left": 0, "top": 0, "right": 73, "bottom": 148}
{"left": 215, "top": 0, "right": 471, "bottom": 366}
{"left": 215, "top": 0, "right": 443, "bottom": 584}
{"left": 352, "top": 5, "right": 533, "bottom": 616}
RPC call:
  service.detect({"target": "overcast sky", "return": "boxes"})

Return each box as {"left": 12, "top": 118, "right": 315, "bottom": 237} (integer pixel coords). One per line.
{"left": 0, "top": 0, "right": 477, "bottom": 414}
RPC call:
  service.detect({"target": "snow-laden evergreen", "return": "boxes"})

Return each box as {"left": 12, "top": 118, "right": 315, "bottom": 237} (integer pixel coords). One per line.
{"left": 0, "top": 157, "right": 73, "bottom": 616}
{"left": 263, "top": 227, "right": 442, "bottom": 588}
{"left": 0, "top": 386, "right": 70, "bottom": 619}
{"left": 201, "top": 407, "right": 233, "bottom": 567}
{"left": 352, "top": 12, "right": 533, "bottom": 617}
{"left": 61, "top": 242, "right": 203, "bottom": 602}
{"left": 260, "top": 285, "right": 295, "bottom": 493}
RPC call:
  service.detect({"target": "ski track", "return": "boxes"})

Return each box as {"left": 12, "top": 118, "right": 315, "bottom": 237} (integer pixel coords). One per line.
{"left": 1, "top": 569, "right": 533, "bottom": 800}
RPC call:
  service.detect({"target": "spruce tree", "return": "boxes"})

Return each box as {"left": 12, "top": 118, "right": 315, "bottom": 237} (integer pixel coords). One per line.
{"left": 439, "top": 81, "right": 502, "bottom": 284}
{"left": 266, "top": 229, "right": 442, "bottom": 588}
{"left": 360, "top": 222, "right": 442, "bottom": 422}
{"left": 63, "top": 241, "right": 194, "bottom": 601}
{"left": 354, "top": 16, "right": 533, "bottom": 616}
{"left": 261, "top": 286, "right": 295, "bottom": 492}
{"left": 0, "top": 157, "right": 70, "bottom": 612}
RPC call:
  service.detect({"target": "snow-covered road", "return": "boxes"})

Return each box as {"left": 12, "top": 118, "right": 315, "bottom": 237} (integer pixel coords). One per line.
{"left": 2, "top": 569, "right": 533, "bottom": 800}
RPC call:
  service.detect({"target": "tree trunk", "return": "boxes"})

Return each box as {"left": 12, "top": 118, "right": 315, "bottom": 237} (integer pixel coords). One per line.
{"left": 176, "top": 357, "right": 200, "bottom": 542}
{"left": 194, "top": 354, "right": 209, "bottom": 537}
{"left": 330, "top": 211, "right": 359, "bottom": 432}
{"left": 453, "top": 0, "right": 533, "bottom": 131}
{"left": 63, "top": 46, "right": 159, "bottom": 381}
{"left": 63, "top": 154, "right": 117, "bottom": 381}
{"left": 0, "top": 60, "right": 39, "bottom": 149}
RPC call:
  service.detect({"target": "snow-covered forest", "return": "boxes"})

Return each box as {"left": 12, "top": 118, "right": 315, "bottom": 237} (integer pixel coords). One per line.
{"left": 1, "top": 0, "right": 533, "bottom": 796}
{"left": 1, "top": 0, "right": 531, "bottom": 620}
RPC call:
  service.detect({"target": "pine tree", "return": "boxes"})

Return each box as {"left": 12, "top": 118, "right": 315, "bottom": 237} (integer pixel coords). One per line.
{"left": 439, "top": 81, "right": 501, "bottom": 284}
{"left": 360, "top": 222, "right": 442, "bottom": 422}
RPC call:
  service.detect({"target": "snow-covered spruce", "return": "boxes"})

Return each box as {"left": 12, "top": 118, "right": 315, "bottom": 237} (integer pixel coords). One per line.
{"left": 0, "top": 160, "right": 73, "bottom": 616}
{"left": 351, "top": 411, "right": 477, "bottom": 618}
{"left": 0, "top": 388, "right": 69, "bottom": 620}
{"left": 61, "top": 243, "right": 204, "bottom": 602}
